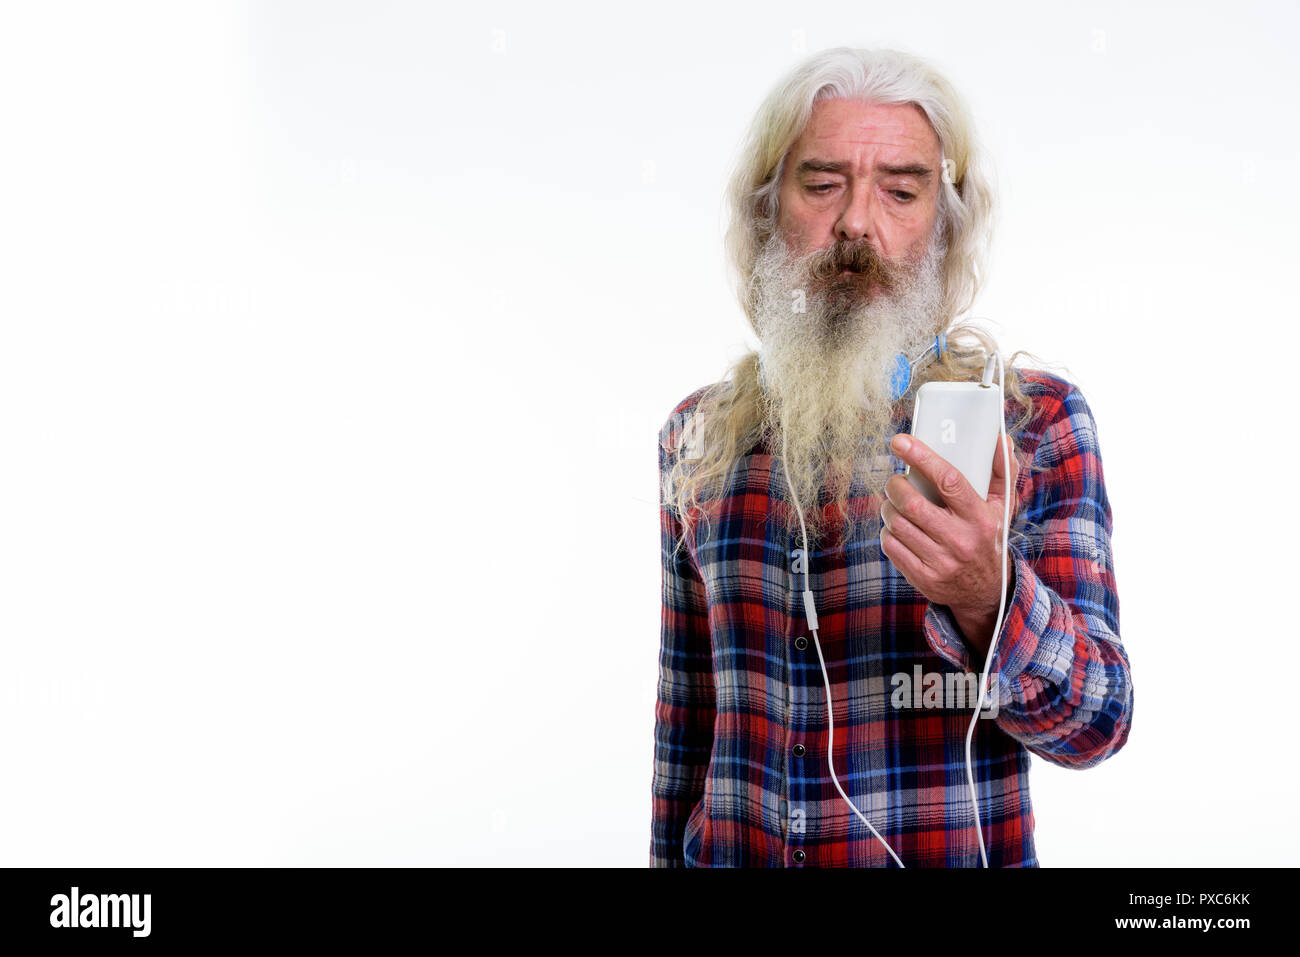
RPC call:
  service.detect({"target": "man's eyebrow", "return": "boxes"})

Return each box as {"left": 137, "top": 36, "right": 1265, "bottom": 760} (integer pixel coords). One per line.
{"left": 794, "top": 158, "right": 933, "bottom": 178}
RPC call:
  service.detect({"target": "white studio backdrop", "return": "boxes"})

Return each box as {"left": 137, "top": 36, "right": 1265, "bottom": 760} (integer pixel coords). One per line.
{"left": 0, "top": 0, "right": 1295, "bottom": 866}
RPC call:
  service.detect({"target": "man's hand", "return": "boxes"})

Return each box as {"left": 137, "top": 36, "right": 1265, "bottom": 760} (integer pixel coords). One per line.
{"left": 879, "top": 432, "right": 1019, "bottom": 658}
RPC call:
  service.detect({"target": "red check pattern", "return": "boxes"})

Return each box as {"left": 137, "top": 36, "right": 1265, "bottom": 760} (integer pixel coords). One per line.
{"left": 651, "top": 370, "right": 1133, "bottom": 867}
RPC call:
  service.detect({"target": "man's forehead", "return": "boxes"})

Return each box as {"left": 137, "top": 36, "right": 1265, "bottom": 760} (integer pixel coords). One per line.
{"left": 792, "top": 100, "right": 940, "bottom": 166}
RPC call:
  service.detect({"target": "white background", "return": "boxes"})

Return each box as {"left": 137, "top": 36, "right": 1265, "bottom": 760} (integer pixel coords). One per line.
{"left": 0, "top": 0, "right": 1295, "bottom": 866}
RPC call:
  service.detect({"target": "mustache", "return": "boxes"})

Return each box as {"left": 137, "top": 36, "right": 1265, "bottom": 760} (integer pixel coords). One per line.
{"left": 805, "top": 241, "right": 899, "bottom": 289}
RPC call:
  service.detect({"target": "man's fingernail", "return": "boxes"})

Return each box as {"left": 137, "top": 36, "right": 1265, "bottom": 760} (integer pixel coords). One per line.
{"left": 893, "top": 434, "right": 911, "bottom": 454}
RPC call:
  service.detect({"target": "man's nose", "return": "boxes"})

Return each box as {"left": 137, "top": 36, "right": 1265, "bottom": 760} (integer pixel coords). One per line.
{"left": 834, "top": 183, "right": 879, "bottom": 244}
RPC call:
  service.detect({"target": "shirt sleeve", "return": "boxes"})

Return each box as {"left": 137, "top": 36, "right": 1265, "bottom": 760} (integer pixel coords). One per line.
{"left": 921, "top": 382, "right": 1134, "bottom": 769}
{"left": 650, "top": 417, "right": 717, "bottom": 867}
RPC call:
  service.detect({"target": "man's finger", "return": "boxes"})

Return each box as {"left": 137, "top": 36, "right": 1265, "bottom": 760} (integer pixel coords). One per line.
{"left": 987, "top": 433, "right": 1019, "bottom": 501}
{"left": 891, "top": 433, "right": 984, "bottom": 521}
{"left": 883, "top": 472, "right": 958, "bottom": 543}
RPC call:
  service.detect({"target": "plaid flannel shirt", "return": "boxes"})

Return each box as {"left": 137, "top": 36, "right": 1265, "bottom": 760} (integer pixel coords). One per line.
{"left": 651, "top": 369, "right": 1133, "bottom": 867}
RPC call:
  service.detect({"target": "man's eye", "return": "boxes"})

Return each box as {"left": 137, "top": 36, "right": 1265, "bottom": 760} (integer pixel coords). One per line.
{"left": 890, "top": 190, "right": 915, "bottom": 202}
{"left": 806, "top": 184, "right": 835, "bottom": 193}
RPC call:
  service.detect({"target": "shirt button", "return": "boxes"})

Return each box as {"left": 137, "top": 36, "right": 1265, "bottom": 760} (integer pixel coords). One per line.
{"left": 792, "top": 849, "right": 806, "bottom": 864}
{"left": 794, "top": 636, "right": 808, "bottom": 651}
{"left": 792, "top": 744, "right": 805, "bottom": 757}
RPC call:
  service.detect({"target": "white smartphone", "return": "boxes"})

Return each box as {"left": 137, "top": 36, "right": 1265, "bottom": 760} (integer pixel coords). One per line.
{"left": 905, "top": 381, "right": 1003, "bottom": 507}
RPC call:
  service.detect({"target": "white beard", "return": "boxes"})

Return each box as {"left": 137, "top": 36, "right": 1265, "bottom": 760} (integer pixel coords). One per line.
{"left": 751, "top": 224, "right": 948, "bottom": 548}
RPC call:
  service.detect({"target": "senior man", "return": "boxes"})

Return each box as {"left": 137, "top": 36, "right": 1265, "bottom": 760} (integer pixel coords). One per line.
{"left": 651, "top": 47, "right": 1133, "bottom": 867}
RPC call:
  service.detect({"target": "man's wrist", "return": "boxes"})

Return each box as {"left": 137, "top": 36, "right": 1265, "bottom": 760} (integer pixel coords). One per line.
{"left": 950, "top": 564, "right": 1016, "bottom": 660}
